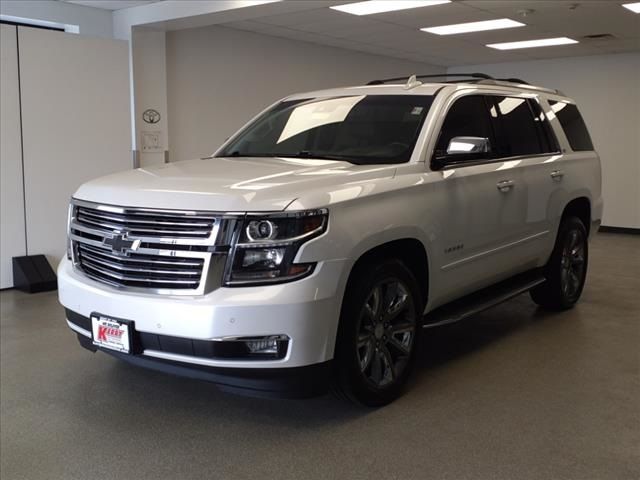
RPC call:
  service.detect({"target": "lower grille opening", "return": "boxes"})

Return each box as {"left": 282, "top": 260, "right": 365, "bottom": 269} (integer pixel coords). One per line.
{"left": 65, "top": 310, "right": 288, "bottom": 361}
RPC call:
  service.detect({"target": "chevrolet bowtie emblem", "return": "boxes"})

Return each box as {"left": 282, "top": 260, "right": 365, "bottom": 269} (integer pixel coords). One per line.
{"left": 103, "top": 232, "right": 141, "bottom": 255}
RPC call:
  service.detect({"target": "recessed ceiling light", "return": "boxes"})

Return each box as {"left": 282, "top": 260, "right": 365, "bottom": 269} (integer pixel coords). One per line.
{"left": 622, "top": 2, "right": 640, "bottom": 13}
{"left": 330, "top": 0, "right": 450, "bottom": 16}
{"left": 422, "top": 18, "right": 525, "bottom": 35}
{"left": 487, "top": 37, "right": 578, "bottom": 50}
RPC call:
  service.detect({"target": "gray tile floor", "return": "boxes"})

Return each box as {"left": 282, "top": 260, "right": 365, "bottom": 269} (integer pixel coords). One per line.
{"left": 1, "top": 233, "right": 638, "bottom": 480}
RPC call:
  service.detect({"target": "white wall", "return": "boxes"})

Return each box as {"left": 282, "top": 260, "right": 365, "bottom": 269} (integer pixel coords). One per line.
{"left": 166, "top": 25, "right": 444, "bottom": 161}
{"left": 449, "top": 53, "right": 640, "bottom": 229}
{"left": 0, "top": 25, "right": 26, "bottom": 288}
{"left": 17, "top": 27, "right": 132, "bottom": 271}
{"left": 0, "top": 0, "right": 113, "bottom": 38}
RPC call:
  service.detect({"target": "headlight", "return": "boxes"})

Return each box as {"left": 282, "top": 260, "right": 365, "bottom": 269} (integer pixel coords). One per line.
{"left": 224, "top": 209, "right": 328, "bottom": 286}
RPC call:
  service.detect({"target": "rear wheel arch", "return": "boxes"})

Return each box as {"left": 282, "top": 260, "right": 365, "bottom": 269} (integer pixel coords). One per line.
{"left": 561, "top": 197, "right": 591, "bottom": 235}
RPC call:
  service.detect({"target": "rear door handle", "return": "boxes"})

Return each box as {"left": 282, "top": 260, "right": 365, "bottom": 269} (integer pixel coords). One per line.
{"left": 496, "top": 180, "right": 514, "bottom": 193}
{"left": 550, "top": 170, "right": 564, "bottom": 180}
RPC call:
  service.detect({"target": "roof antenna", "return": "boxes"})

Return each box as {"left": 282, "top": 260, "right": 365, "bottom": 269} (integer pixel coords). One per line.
{"left": 404, "top": 74, "right": 422, "bottom": 90}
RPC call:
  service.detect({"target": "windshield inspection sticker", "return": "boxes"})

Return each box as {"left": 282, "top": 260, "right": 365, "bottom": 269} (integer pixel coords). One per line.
{"left": 411, "top": 106, "right": 424, "bottom": 115}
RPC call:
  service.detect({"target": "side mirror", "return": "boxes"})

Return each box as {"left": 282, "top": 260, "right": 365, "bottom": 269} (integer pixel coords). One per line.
{"left": 446, "top": 136, "right": 491, "bottom": 155}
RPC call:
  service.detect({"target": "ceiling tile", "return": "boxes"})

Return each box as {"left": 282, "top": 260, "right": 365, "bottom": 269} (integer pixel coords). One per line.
{"left": 250, "top": 7, "right": 359, "bottom": 27}
{"left": 520, "top": 42, "right": 602, "bottom": 60}
{"left": 357, "top": 29, "right": 473, "bottom": 53}
{"left": 223, "top": 20, "right": 277, "bottom": 33}
{"left": 375, "top": 2, "right": 493, "bottom": 28}
{"left": 63, "top": 0, "right": 159, "bottom": 10}
{"left": 591, "top": 38, "right": 640, "bottom": 53}
{"left": 318, "top": 21, "right": 409, "bottom": 40}
{"left": 219, "top": 0, "right": 640, "bottom": 67}
{"left": 461, "top": 0, "right": 640, "bottom": 38}
{"left": 459, "top": 25, "right": 557, "bottom": 45}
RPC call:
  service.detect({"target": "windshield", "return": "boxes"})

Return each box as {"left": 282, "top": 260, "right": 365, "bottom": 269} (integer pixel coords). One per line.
{"left": 217, "top": 95, "right": 434, "bottom": 165}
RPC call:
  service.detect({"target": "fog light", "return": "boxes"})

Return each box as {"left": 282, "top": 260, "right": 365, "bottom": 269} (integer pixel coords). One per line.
{"left": 245, "top": 338, "right": 279, "bottom": 354}
{"left": 244, "top": 335, "right": 288, "bottom": 355}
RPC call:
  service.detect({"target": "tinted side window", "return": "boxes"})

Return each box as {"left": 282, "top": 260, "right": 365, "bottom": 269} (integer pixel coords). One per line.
{"left": 549, "top": 101, "right": 594, "bottom": 151}
{"left": 492, "top": 96, "right": 543, "bottom": 156}
{"left": 529, "top": 99, "right": 559, "bottom": 153}
{"left": 435, "top": 95, "right": 495, "bottom": 155}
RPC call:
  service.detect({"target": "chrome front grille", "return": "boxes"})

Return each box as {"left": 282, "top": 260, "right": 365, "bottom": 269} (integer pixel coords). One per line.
{"left": 77, "top": 243, "right": 205, "bottom": 290}
{"left": 75, "top": 204, "right": 216, "bottom": 239}
{"left": 69, "top": 199, "right": 237, "bottom": 295}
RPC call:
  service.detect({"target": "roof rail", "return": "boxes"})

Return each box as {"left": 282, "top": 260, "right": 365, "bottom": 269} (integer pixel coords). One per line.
{"left": 497, "top": 77, "right": 529, "bottom": 84}
{"left": 367, "top": 72, "right": 493, "bottom": 85}
{"left": 476, "top": 79, "right": 564, "bottom": 95}
{"left": 365, "top": 73, "right": 564, "bottom": 95}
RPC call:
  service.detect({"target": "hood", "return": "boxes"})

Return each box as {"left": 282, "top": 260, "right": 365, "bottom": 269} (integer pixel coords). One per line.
{"left": 74, "top": 156, "right": 397, "bottom": 211}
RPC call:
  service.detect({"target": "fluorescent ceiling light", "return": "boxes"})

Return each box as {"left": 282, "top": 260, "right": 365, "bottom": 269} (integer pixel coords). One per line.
{"left": 487, "top": 37, "right": 578, "bottom": 50}
{"left": 422, "top": 18, "right": 525, "bottom": 35}
{"left": 331, "top": 0, "right": 450, "bottom": 16}
{"left": 622, "top": 2, "right": 640, "bottom": 13}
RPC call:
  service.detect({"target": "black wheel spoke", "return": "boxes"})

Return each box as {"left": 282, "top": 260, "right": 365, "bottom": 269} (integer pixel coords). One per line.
{"left": 355, "top": 277, "right": 416, "bottom": 389}
{"left": 388, "top": 335, "right": 411, "bottom": 356}
{"left": 389, "top": 321, "right": 414, "bottom": 334}
{"left": 559, "top": 227, "right": 586, "bottom": 301}
{"left": 363, "top": 286, "right": 381, "bottom": 323}
{"left": 357, "top": 332, "right": 372, "bottom": 348}
{"left": 359, "top": 340, "right": 374, "bottom": 372}
{"left": 371, "top": 350, "right": 383, "bottom": 384}
{"left": 380, "top": 345, "right": 395, "bottom": 383}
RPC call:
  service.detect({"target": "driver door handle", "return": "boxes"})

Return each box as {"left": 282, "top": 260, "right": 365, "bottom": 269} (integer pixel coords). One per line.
{"left": 496, "top": 180, "right": 514, "bottom": 193}
{"left": 550, "top": 170, "right": 564, "bottom": 181}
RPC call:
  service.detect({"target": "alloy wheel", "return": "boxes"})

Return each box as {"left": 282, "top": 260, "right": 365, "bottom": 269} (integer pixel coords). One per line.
{"left": 356, "top": 278, "right": 417, "bottom": 388}
{"left": 560, "top": 228, "right": 586, "bottom": 300}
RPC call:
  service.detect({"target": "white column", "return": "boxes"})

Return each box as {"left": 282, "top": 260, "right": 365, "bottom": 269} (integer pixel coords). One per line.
{"left": 132, "top": 27, "right": 169, "bottom": 167}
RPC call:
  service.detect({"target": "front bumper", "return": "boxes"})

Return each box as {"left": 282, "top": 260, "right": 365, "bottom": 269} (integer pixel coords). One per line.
{"left": 59, "top": 257, "right": 346, "bottom": 396}
{"left": 70, "top": 319, "right": 331, "bottom": 398}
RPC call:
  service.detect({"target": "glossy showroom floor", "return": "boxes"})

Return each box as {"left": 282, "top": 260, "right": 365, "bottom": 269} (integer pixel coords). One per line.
{"left": 1, "top": 233, "right": 638, "bottom": 480}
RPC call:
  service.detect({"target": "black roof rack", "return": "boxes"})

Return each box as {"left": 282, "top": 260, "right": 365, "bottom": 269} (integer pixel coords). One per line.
{"left": 497, "top": 77, "right": 529, "bottom": 84}
{"left": 367, "top": 73, "right": 494, "bottom": 85}
{"left": 364, "top": 73, "right": 563, "bottom": 95}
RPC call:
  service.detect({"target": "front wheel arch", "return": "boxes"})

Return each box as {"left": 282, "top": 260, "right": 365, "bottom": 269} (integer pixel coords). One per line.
{"left": 333, "top": 258, "right": 423, "bottom": 406}
{"left": 344, "top": 238, "right": 429, "bottom": 311}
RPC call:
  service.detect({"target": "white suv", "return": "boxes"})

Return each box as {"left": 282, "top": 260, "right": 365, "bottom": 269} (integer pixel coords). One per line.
{"left": 59, "top": 74, "right": 602, "bottom": 405}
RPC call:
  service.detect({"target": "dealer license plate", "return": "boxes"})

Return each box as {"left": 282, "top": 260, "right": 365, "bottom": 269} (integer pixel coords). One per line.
{"left": 91, "top": 314, "right": 131, "bottom": 354}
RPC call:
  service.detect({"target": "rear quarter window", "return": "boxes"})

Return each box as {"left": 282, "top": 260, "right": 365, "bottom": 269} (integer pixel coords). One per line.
{"left": 549, "top": 101, "right": 594, "bottom": 151}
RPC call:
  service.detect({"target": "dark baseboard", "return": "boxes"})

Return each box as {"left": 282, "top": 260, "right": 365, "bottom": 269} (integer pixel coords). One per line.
{"left": 599, "top": 226, "right": 640, "bottom": 235}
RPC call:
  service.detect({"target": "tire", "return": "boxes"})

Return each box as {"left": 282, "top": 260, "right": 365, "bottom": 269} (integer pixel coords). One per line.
{"left": 333, "top": 259, "right": 423, "bottom": 406}
{"left": 530, "top": 216, "right": 589, "bottom": 310}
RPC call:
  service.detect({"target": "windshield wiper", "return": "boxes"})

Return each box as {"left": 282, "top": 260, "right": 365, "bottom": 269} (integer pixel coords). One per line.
{"left": 219, "top": 152, "right": 278, "bottom": 158}
{"left": 274, "top": 151, "right": 361, "bottom": 164}
{"left": 218, "top": 151, "right": 362, "bottom": 164}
